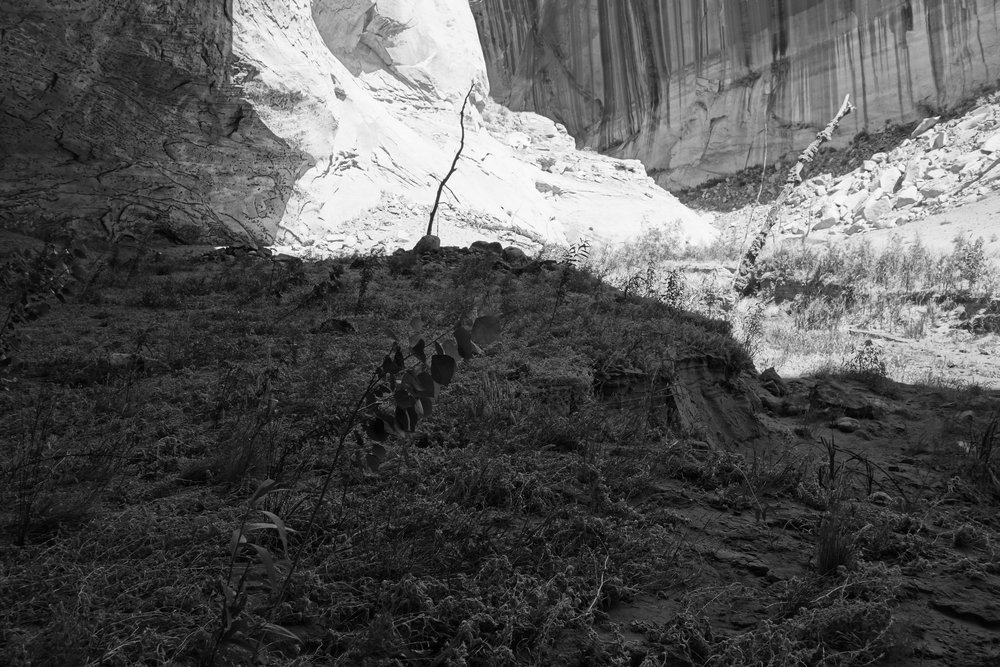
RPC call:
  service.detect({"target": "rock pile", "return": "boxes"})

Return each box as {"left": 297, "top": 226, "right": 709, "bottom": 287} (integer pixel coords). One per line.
{"left": 778, "top": 102, "right": 1000, "bottom": 239}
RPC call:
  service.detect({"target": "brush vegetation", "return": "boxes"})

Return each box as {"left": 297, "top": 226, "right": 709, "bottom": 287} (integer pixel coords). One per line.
{"left": 1, "top": 232, "right": 998, "bottom": 665}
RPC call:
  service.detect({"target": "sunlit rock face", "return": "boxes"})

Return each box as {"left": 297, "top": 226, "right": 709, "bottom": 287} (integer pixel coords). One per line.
{"left": 471, "top": 0, "right": 1000, "bottom": 188}
{"left": 236, "top": 0, "right": 714, "bottom": 251}
{"left": 0, "top": 0, "right": 715, "bottom": 248}
{"left": 0, "top": 0, "right": 307, "bottom": 242}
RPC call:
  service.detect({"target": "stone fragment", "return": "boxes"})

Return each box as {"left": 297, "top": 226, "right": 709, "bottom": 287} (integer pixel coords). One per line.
{"left": 810, "top": 380, "right": 886, "bottom": 418}
{"left": 759, "top": 367, "right": 788, "bottom": 396}
{"left": 894, "top": 186, "right": 923, "bottom": 207}
{"left": 502, "top": 246, "right": 528, "bottom": 264}
{"left": 836, "top": 417, "right": 862, "bottom": 433}
{"left": 931, "top": 131, "right": 948, "bottom": 149}
{"left": 470, "top": 240, "right": 503, "bottom": 254}
{"left": 813, "top": 205, "right": 841, "bottom": 230}
{"left": 910, "top": 116, "right": 940, "bottom": 137}
{"left": 903, "top": 159, "right": 927, "bottom": 184}
{"left": 413, "top": 235, "right": 441, "bottom": 254}
{"left": 506, "top": 131, "right": 531, "bottom": 149}
{"left": 960, "top": 158, "right": 984, "bottom": 178}
{"left": 862, "top": 160, "right": 877, "bottom": 172}
{"left": 879, "top": 166, "right": 903, "bottom": 193}
{"left": 981, "top": 132, "right": 1000, "bottom": 153}
{"left": 845, "top": 223, "right": 866, "bottom": 235}
{"left": 830, "top": 176, "right": 854, "bottom": 194}
{"left": 863, "top": 197, "right": 893, "bottom": 223}
{"left": 957, "top": 111, "right": 989, "bottom": 131}
{"left": 919, "top": 177, "right": 954, "bottom": 200}
{"left": 835, "top": 189, "right": 868, "bottom": 212}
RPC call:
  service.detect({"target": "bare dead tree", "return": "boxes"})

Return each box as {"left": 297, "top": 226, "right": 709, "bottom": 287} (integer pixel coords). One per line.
{"left": 732, "top": 94, "right": 856, "bottom": 295}
{"left": 427, "top": 82, "right": 475, "bottom": 237}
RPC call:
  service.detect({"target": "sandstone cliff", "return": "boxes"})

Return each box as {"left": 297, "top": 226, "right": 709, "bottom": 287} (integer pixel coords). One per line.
{"left": 0, "top": 0, "right": 308, "bottom": 243}
{"left": 471, "top": 0, "right": 1000, "bottom": 188}
{"left": 0, "top": 0, "right": 713, "bottom": 249}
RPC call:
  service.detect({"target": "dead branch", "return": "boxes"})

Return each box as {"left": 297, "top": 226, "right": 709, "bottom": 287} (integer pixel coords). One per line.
{"left": 733, "top": 94, "right": 855, "bottom": 296}
{"left": 427, "top": 82, "right": 475, "bottom": 237}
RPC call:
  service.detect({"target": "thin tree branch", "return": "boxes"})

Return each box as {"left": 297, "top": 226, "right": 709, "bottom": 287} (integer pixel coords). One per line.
{"left": 427, "top": 82, "right": 475, "bottom": 237}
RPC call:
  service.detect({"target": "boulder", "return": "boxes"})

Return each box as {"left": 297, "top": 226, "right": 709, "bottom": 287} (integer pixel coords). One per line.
{"left": 759, "top": 367, "right": 788, "bottom": 396}
{"left": 919, "top": 177, "right": 955, "bottom": 200}
{"left": 833, "top": 189, "right": 868, "bottom": 212}
{"left": 981, "top": 132, "right": 1000, "bottom": 153}
{"left": 910, "top": 116, "right": 940, "bottom": 137}
{"left": 894, "top": 186, "right": 923, "bottom": 208}
{"left": 502, "top": 246, "right": 528, "bottom": 264}
{"left": 836, "top": 417, "right": 862, "bottom": 433}
{"left": 878, "top": 166, "right": 903, "bottom": 193}
{"left": 957, "top": 111, "right": 990, "bottom": 131}
{"left": 960, "top": 158, "right": 985, "bottom": 178}
{"left": 863, "top": 198, "right": 893, "bottom": 223}
{"left": 413, "top": 235, "right": 442, "bottom": 254}
{"left": 470, "top": 240, "right": 504, "bottom": 254}
{"left": 903, "top": 159, "right": 927, "bottom": 184}
{"left": 813, "top": 205, "right": 841, "bottom": 230}
{"left": 809, "top": 380, "right": 886, "bottom": 419}
{"left": 830, "top": 176, "right": 854, "bottom": 194}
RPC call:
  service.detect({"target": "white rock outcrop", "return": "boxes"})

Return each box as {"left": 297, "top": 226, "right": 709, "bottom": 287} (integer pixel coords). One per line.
{"left": 275, "top": 0, "right": 713, "bottom": 253}
{"left": 254, "top": 0, "right": 717, "bottom": 253}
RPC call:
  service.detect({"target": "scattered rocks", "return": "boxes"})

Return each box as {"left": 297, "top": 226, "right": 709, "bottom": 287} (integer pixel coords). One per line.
{"left": 810, "top": 380, "right": 886, "bottom": 419}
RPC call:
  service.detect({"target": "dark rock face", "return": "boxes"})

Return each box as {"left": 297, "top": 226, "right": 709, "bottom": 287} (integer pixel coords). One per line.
{"left": 0, "top": 0, "right": 309, "bottom": 243}
{"left": 471, "top": 0, "right": 1000, "bottom": 188}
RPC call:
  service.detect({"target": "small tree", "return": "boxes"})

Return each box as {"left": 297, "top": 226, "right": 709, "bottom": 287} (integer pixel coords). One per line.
{"left": 427, "top": 82, "right": 475, "bottom": 237}
{"left": 733, "top": 95, "right": 855, "bottom": 295}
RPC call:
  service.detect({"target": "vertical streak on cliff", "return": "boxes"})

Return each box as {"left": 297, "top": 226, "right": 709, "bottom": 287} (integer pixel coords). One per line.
{"left": 854, "top": 11, "right": 870, "bottom": 127}
{"left": 973, "top": 0, "right": 990, "bottom": 76}
{"left": 673, "top": 0, "right": 685, "bottom": 82}
{"left": 637, "top": 2, "right": 662, "bottom": 148}
{"left": 924, "top": 0, "right": 946, "bottom": 109}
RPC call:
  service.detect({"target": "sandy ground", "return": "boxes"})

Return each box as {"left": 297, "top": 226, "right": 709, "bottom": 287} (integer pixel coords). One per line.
{"left": 848, "top": 190, "right": 1000, "bottom": 254}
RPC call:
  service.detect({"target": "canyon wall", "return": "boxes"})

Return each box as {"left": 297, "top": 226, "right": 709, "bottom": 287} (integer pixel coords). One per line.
{"left": 471, "top": 0, "right": 1000, "bottom": 187}
{"left": 0, "top": 0, "right": 713, "bottom": 247}
{"left": 0, "top": 0, "right": 308, "bottom": 243}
